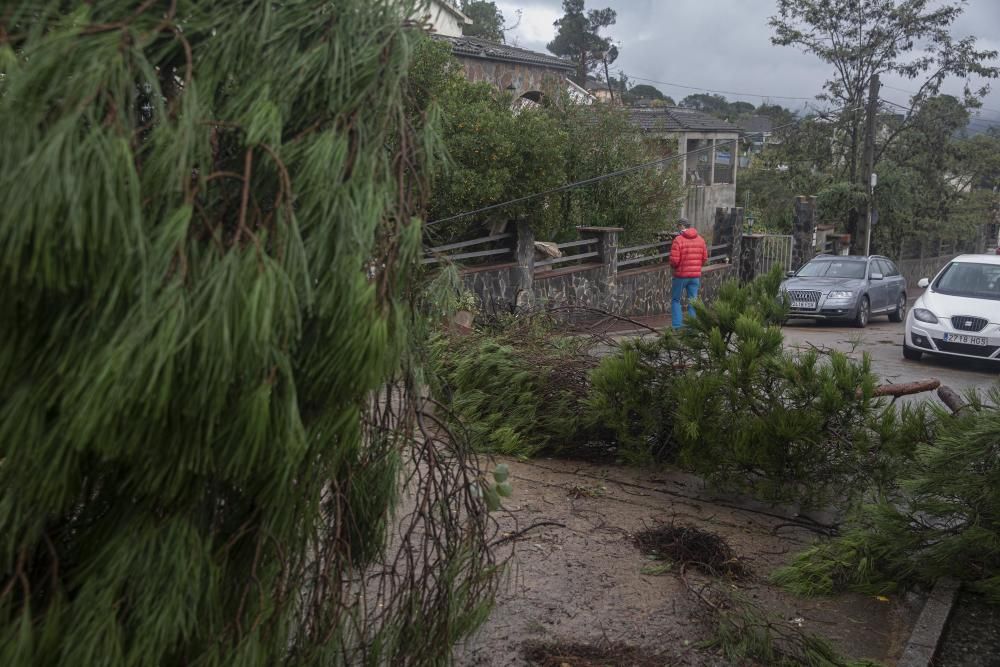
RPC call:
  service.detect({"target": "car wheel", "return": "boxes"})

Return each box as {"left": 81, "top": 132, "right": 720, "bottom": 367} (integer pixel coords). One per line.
{"left": 888, "top": 293, "right": 906, "bottom": 322}
{"left": 903, "top": 343, "right": 923, "bottom": 361}
{"left": 853, "top": 296, "right": 870, "bottom": 328}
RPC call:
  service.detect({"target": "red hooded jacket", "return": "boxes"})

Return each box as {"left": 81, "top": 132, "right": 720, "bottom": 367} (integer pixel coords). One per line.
{"left": 670, "top": 227, "right": 708, "bottom": 278}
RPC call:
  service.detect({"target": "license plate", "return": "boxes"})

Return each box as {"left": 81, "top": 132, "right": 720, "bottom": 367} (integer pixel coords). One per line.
{"left": 791, "top": 301, "right": 816, "bottom": 309}
{"left": 944, "top": 333, "right": 988, "bottom": 346}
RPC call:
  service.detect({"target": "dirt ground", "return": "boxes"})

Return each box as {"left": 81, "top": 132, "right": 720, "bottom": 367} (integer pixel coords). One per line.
{"left": 456, "top": 457, "right": 922, "bottom": 666}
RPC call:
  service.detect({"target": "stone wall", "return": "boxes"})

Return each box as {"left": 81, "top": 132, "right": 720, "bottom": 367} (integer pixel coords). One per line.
{"left": 461, "top": 262, "right": 518, "bottom": 311}
{"left": 454, "top": 56, "right": 570, "bottom": 98}
{"left": 616, "top": 263, "right": 735, "bottom": 317}
{"left": 532, "top": 263, "right": 609, "bottom": 311}
{"left": 457, "top": 213, "right": 742, "bottom": 320}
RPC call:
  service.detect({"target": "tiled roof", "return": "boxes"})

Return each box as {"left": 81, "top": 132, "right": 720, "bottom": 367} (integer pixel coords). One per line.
{"left": 739, "top": 115, "right": 774, "bottom": 135}
{"left": 432, "top": 34, "right": 575, "bottom": 72}
{"left": 625, "top": 107, "right": 741, "bottom": 133}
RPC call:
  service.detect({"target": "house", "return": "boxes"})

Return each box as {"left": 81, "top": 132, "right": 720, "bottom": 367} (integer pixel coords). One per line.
{"left": 418, "top": 1, "right": 591, "bottom": 104}
{"left": 414, "top": 0, "right": 472, "bottom": 38}
{"left": 432, "top": 34, "right": 583, "bottom": 104}
{"left": 585, "top": 77, "right": 614, "bottom": 103}
{"left": 739, "top": 115, "right": 775, "bottom": 153}
{"left": 626, "top": 107, "right": 742, "bottom": 232}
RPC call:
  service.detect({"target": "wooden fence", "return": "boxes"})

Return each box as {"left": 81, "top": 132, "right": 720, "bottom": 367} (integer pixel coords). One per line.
{"left": 617, "top": 237, "right": 732, "bottom": 270}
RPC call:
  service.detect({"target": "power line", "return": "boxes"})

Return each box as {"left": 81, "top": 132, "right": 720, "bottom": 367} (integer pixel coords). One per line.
{"left": 881, "top": 82, "right": 1000, "bottom": 117}
{"left": 425, "top": 106, "right": 862, "bottom": 227}
{"left": 882, "top": 98, "right": 1000, "bottom": 129}
{"left": 427, "top": 139, "right": 737, "bottom": 227}
{"left": 625, "top": 75, "right": 814, "bottom": 102}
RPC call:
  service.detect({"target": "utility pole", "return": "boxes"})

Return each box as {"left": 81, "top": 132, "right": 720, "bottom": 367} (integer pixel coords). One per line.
{"left": 601, "top": 53, "right": 614, "bottom": 105}
{"left": 861, "top": 74, "right": 880, "bottom": 256}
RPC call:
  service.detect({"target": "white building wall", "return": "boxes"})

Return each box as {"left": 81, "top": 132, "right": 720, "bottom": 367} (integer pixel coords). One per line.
{"left": 416, "top": 1, "right": 470, "bottom": 38}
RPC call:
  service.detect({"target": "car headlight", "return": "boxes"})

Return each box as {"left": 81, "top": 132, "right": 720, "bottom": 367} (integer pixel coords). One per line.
{"left": 913, "top": 308, "right": 939, "bottom": 324}
{"left": 827, "top": 290, "right": 854, "bottom": 299}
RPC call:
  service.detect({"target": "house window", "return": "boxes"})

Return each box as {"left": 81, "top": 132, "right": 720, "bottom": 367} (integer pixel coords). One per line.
{"left": 714, "top": 139, "right": 734, "bottom": 184}
{"left": 686, "top": 138, "right": 712, "bottom": 185}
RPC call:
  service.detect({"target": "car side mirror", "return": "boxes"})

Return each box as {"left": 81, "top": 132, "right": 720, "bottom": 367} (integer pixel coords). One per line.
{"left": 870, "top": 272, "right": 884, "bottom": 281}
{"left": 785, "top": 271, "right": 795, "bottom": 278}
{"left": 917, "top": 278, "right": 930, "bottom": 288}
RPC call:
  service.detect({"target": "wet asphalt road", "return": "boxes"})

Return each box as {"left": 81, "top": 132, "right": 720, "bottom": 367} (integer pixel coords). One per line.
{"left": 782, "top": 313, "right": 999, "bottom": 401}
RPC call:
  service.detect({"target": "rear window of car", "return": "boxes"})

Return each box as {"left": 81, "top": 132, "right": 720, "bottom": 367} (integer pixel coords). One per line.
{"left": 796, "top": 260, "right": 866, "bottom": 279}
{"left": 874, "top": 259, "right": 896, "bottom": 277}
{"left": 933, "top": 261, "right": 1000, "bottom": 300}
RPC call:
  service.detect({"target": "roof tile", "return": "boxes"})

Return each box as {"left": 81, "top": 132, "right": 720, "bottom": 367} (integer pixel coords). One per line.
{"left": 625, "top": 107, "right": 741, "bottom": 133}
{"left": 433, "top": 34, "right": 575, "bottom": 72}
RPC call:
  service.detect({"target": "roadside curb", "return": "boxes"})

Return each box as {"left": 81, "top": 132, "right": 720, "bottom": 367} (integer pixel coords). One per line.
{"left": 898, "top": 577, "right": 961, "bottom": 667}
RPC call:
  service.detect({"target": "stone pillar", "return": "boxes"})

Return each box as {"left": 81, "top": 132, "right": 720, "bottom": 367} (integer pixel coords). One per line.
{"left": 739, "top": 234, "right": 762, "bottom": 283}
{"left": 713, "top": 207, "right": 743, "bottom": 265}
{"left": 576, "top": 226, "right": 623, "bottom": 286}
{"left": 511, "top": 217, "right": 534, "bottom": 308}
{"left": 792, "top": 195, "right": 817, "bottom": 271}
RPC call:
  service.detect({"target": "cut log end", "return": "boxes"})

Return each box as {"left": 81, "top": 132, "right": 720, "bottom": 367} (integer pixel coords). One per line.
{"left": 937, "top": 385, "right": 966, "bottom": 414}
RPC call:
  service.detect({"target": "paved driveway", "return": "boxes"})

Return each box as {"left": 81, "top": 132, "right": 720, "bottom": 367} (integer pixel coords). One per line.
{"left": 782, "top": 314, "right": 998, "bottom": 400}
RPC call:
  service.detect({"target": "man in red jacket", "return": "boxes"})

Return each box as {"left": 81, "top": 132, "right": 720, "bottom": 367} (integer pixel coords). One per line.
{"left": 669, "top": 217, "right": 708, "bottom": 328}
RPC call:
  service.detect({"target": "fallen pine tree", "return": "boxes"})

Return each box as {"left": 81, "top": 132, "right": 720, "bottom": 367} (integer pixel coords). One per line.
{"left": 773, "top": 384, "right": 1000, "bottom": 603}
{"left": 431, "top": 267, "right": 935, "bottom": 508}
{"left": 428, "top": 312, "right": 602, "bottom": 457}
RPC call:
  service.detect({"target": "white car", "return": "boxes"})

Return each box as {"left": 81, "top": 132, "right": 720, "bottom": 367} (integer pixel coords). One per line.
{"left": 904, "top": 254, "right": 1000, "bottom": 362}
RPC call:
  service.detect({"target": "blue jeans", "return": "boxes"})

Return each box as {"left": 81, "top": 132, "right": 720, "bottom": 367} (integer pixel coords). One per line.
{"left": 671, "top": 277, "right": 700, "bottom": 328}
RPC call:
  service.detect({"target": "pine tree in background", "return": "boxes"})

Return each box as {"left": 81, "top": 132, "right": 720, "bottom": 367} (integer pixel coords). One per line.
{"left": 0, "top": 2, "right": 497, "bottom": 664}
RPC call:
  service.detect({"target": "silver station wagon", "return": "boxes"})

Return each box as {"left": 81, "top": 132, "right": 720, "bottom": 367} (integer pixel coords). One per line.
{"left": 780, "top": 255, "right": 908, "bottom": 328}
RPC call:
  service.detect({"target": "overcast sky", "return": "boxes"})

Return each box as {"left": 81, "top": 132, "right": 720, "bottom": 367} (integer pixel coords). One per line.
{"left": 494, "top": 0, "right": 1000, "bottom": 130}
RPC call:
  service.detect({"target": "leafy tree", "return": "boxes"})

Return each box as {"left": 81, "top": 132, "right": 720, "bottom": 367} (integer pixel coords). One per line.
{"left": 416, "top": 39, "right": 567, "bottom": 239}
{"left": 628, "top": 84, "right": 666, "bottom": 102}
{"left": 870, "top": 95, "right": 971, "bottom": 254}
{"left": 738, "top": 161, "right": 826, "bottom": 233}
{"left": 547, "top": 0, "right": 619, "bottom": 87}
{"left": 770, "top": 0, "right": 1000, "bottom": 250}
{"left": 413, "top": 40, "right": 683, "bottom": 244}
{"left": 678, "top": 94, "right": 758, "bottom": 119}
{"left": 737, "top": 113, "right": 832, "bottom": 233}
{"left": 0, "top": 2, "right": 498, "bottom": 664}
{"left": 728, "top": 101, "right": 756, "bottom": 117}
{"left": 755, "top": 102, "right": 797, "bottom": 126}
{"left": 540, "top": 95, "right": 685, "bottom": 242}
{"left": 680, "top": 93, "right": 730, "bottom": 115}
{"left": 461, "top": 0, "right": 505, "bottom": 42}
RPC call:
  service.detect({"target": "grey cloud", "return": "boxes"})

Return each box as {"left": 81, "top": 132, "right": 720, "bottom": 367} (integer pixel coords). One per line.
{"left": 497, "top": 0, "right": 1000, "bottom": 118}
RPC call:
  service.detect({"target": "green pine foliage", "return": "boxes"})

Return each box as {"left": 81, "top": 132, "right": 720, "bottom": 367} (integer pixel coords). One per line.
{"left": 588, "top": 267, "right": 910, "bottom": 506}
{"left": 705, "top": 590, "right": 880, "bottom": 667}
{"left": 774, "top": 387, "right": 1000, "bottom": 603}
{"left": 437, "top": 268, "right": 922, "bottom": 507}
{"left": 0, "top": 2, "right": 497, "bottom": 665}
{"left": 429, "top": 316, "right": 597, "bottom": 457}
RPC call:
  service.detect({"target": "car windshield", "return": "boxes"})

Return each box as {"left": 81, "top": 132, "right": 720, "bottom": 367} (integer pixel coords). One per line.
{"left": 933, "top": 261, "right": 1000, "bottom": 300}
{"left": 795, "top": 260, "right": 866, "bottom": 279}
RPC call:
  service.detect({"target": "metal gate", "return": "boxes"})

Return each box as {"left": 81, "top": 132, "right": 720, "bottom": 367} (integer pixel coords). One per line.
{"left": 741, "top": 234, "right": 793, "bottom": 281}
